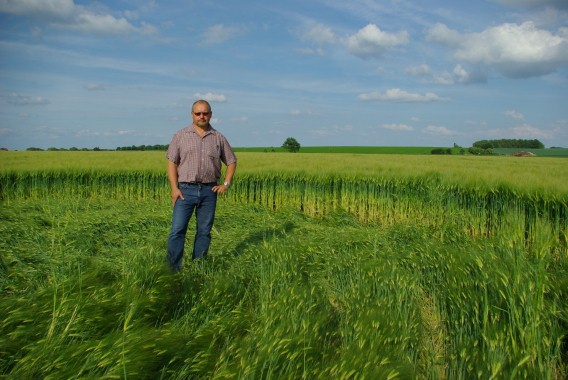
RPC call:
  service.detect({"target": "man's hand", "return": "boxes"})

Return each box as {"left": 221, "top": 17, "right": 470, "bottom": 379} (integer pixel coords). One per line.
{"left": 171, "top": 188, "right": 184, "bottom": 206}
{"left": 212, "top": 183, "right": 229, "bottom": 194}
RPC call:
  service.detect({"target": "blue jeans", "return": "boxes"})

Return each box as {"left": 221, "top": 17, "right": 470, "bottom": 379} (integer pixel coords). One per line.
{"left": 166, "top": 183, "right": 217, "bottom": 271}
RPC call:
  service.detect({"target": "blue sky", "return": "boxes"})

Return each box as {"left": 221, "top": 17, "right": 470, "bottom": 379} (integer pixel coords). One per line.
{"left": 1, "top": 0, "right": 567, "bottom": 150}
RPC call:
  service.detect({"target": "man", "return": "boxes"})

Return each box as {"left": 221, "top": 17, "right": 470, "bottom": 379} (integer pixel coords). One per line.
{"left": 165, "top": 99, "right": 237, "bottom": 272}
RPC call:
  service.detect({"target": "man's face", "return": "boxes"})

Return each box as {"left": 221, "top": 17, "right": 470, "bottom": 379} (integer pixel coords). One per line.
{"left": 192, "top": 103, "right": 212, "bottom": 128}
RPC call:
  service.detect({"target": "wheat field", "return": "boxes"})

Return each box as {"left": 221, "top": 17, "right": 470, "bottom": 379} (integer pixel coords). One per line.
{"left": 1, "top": 151, "right": 567, "bottom": 379}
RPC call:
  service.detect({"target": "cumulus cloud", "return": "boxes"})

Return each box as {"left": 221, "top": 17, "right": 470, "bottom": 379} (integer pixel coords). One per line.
{"left": 0, "top": 0, "right": 74, "bottom": 19}
{"left": 83, "top": 83, "right": 108, "bottom": 91}
{"left": 297, "top": 47, "right": 326, "bottom": 56}
{"left": 0, "top": 0, "right": 157, "bottom": 37}
{"left": 426, "top": 23, "right": 462, "bottom": 47}
{"left": 345, "top": 24, "right": 409, "bottom": 59}
{"left": 301, "top": 23, "right": 336, "bottom": 45}
{"left": 296, "top": 23, "right": 335, "bottom": 55}
{"left": 358, "top": 88, "right": 447, "bottom": 102}
{"left": 427, "top": 21, "right": 568, "bottom": 78}
{"left": 203, "top": 24, "right": 244, "bottom": 44}
{"left": 406, "top": 64, "right": 434, "bottom": 76}
{"left": 0, "top": 127, "right": 12, "bottom": 136}
{"left": 193, "top": 92, "right": 227, "bottom": 102}
{"left": 423, "top": 125, "right": 459, "bottom": 136}
{"left": 76, "top": 129, "right": 135, "bottom": 137}
{"left": 495, "top": 0, "right": 568, "bottom": 10}
{"left": 485, "top": 124, "right": 553, "bottom": 139}
{"left": 380, "top": 123, "right": 414, "bottom": 131}
{"left": 2, "top": 92, "right": 50, "bottom": 105}
{"left": 61, "top": 13, "right": 156, "bottom": 36}
{"left": 509, "top": 124, "right": 552, "bottom": 138}
{"left": 234, "top": 116, "right": 249, "bottom": 123}
{"left": 309, "top": 124, "right": 354, "bottom": 137}
{"left": 406, "top": 63, "right": 484, "bottom": 84}
{"left": 289, "top": 108, "right": 318, "bottom": 116}
{"left": 504, "top": 110, "right": 525, "bottom": 120}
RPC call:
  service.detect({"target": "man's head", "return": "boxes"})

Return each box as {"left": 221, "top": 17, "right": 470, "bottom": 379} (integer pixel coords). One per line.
{"left": 191, "top": 100, "right": 212, "bottom": 128}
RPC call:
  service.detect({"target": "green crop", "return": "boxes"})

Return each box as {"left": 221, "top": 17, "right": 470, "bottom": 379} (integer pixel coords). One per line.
{"left": 0, "top": 151, "right": 567, "bottom": 378}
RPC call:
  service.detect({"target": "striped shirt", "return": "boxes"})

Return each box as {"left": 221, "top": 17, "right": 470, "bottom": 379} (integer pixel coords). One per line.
{"left": 166, "top": 125, "right": 237, "bottom": 183}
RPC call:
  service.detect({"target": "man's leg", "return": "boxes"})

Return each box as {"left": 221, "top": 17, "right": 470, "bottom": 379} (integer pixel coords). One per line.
{"left": 166, "top": 185, "right": 197, "bottom": 271}
{"left": 192, "top": 185, "right": 217, "bottom": 260}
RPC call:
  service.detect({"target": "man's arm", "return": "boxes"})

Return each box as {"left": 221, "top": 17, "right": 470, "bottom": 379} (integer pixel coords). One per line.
{"left": 168, "top": 160, "right": 184, "bottom": 206}
{"left": 213, "top": 162, "right": 236, "bottom": 194}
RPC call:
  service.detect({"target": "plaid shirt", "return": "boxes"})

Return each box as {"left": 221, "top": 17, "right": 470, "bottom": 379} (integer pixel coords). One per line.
{"left": 166, "top": 125, "right": 237, "bottom": 183}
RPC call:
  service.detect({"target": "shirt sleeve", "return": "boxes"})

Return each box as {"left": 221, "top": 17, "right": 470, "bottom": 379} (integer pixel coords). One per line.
{"left": 219, "top": 134, "right": 237, "bottom": 166}
{"left": 166, "top": 133, "right": 180, "bottom": 164}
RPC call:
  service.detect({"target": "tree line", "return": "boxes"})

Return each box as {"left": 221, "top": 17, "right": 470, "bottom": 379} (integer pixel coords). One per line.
{"left": 116, "top": 144, "right": 168, "bottom": 151}
{"left": 472, "top": 139, "right": 544, "bottom": 149}
{"left": 21, "top": 138, "right": 545, "bottom": 153}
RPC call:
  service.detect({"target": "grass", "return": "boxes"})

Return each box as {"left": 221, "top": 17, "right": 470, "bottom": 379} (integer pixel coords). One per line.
{"left": 235, "top": 146, "right": 568, "bottom": 157}
{"left": 234, "top": 146, "right": 458, "bottom": 154}
{"left": 1, "top": 198, "right": 566, "bottom": 378}
{"left": 0, "top": 150, "right": 567, "bottom": 378}
{"left": 2, "top": 151, "right": 568, "bottom": 195}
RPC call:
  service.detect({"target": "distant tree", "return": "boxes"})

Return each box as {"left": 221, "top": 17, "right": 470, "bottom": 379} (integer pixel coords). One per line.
{"left": 468, "top": 147, "right": 494, "bottom": 155}
{"left": 116, "top": 144, "right": 168, "bottom": 151}
{"left": 431, "top": 148, "right": 452, "bottom": 155}
{"left": 282, "top": 137, "right": 301, "bottom": 153}
{"left": 472, "top": 139, "right": 544, "bottom": 149}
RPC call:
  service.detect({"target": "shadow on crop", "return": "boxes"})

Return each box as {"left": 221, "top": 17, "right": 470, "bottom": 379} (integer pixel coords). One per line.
{"left": 226, "top": 221, "right": 296, "bottom": 258}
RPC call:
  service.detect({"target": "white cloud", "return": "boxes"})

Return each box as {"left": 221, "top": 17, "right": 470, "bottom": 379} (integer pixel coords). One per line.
{"left": 381, "top": 123, "right": 414, "bottom": 132}
{"left": 31, "top": 125, "right": 68, "bottom": 140}
{"left": 76, "top": 129, "right": 135, "bottom": 137}
{"left": 423, "top": 125, "right": 459, "bottom": 136}
{"left": 406, "top": 63, "right": 484, "bottom": 84}
{"left": 406, "top": 64, "right": 433, "bottom": 76}
{"left": 0, "top": 0, "right": 74, "bottom": 19}
{"left": 234, "top": 116, "right": 249, "bottom": 123}
{"left": 61, "top": 12, "right": 156, "bottom": 36}
{"left": 495, "top": 0, "right": 568, "bottom": 10}
{"left": 203, "top": 24, "right": 244, "bottom": 44}
{"left": 297, "top": 47, "right": 326, "bottom": 56}
{"left": 426, "top": 23, "right": 462, "bottom": 47}
{"left": 358, "top": 88, "right": 447, "bottom": 102}
{"left": 504, "top": 110, "right": 525, "bottom": 120}
{"left": 427, "top": 21, "right": 568, "bottom": 78}
{"left": 2, "top": 92, "right": 50, "bottom": 105}
{"left": 465, "top": 119, "right": 488, "bottom": 126}
{"left": 0, "top": 127, "right": 12, "bottom": 136}
{"left": 452, "top": 64, "right": 471, "bottom": 83}
{"left": 83, "top": 83, "right": 108, "bottom": 91}
{"left": 509, "top": 124, "right": 552, "bottom": 138}
{"left": 345, "top": 24, "right": 409, "bottom": 59}
{"left": 309, "top": 124, "right": 353, "bottom": 137}
{"left": 0, "top": 0, "right": 157, "bottom": 37}
{"left": 484, "top": 124, "right": 553, "bottom": 139}
{"left": 289, "top": 109, "right": 317, "bottom": 116}
{"left": 193, "top": 92, "right": 227, "bottom": 102}
{"left": 301, "top": 23, "right": 336, "bottom": 45}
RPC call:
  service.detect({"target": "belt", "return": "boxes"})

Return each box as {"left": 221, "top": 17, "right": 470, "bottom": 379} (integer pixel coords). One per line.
{"left": 179, "top": 182, "right": 217, "bottom": 186}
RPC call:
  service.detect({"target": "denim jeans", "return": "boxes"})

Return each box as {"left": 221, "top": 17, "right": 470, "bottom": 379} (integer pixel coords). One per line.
{"left": 166, "top": 183, "right": 217, "bottom": 271}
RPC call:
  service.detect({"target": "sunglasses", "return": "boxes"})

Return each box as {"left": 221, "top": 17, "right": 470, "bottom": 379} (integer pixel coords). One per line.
{"left": 193, "top": 112, "right": 211, "bottom": 116}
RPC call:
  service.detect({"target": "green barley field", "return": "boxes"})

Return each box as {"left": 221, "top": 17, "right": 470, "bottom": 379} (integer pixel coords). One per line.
{"left": 1, "top": 151, "right": 567, "bottom": 379}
